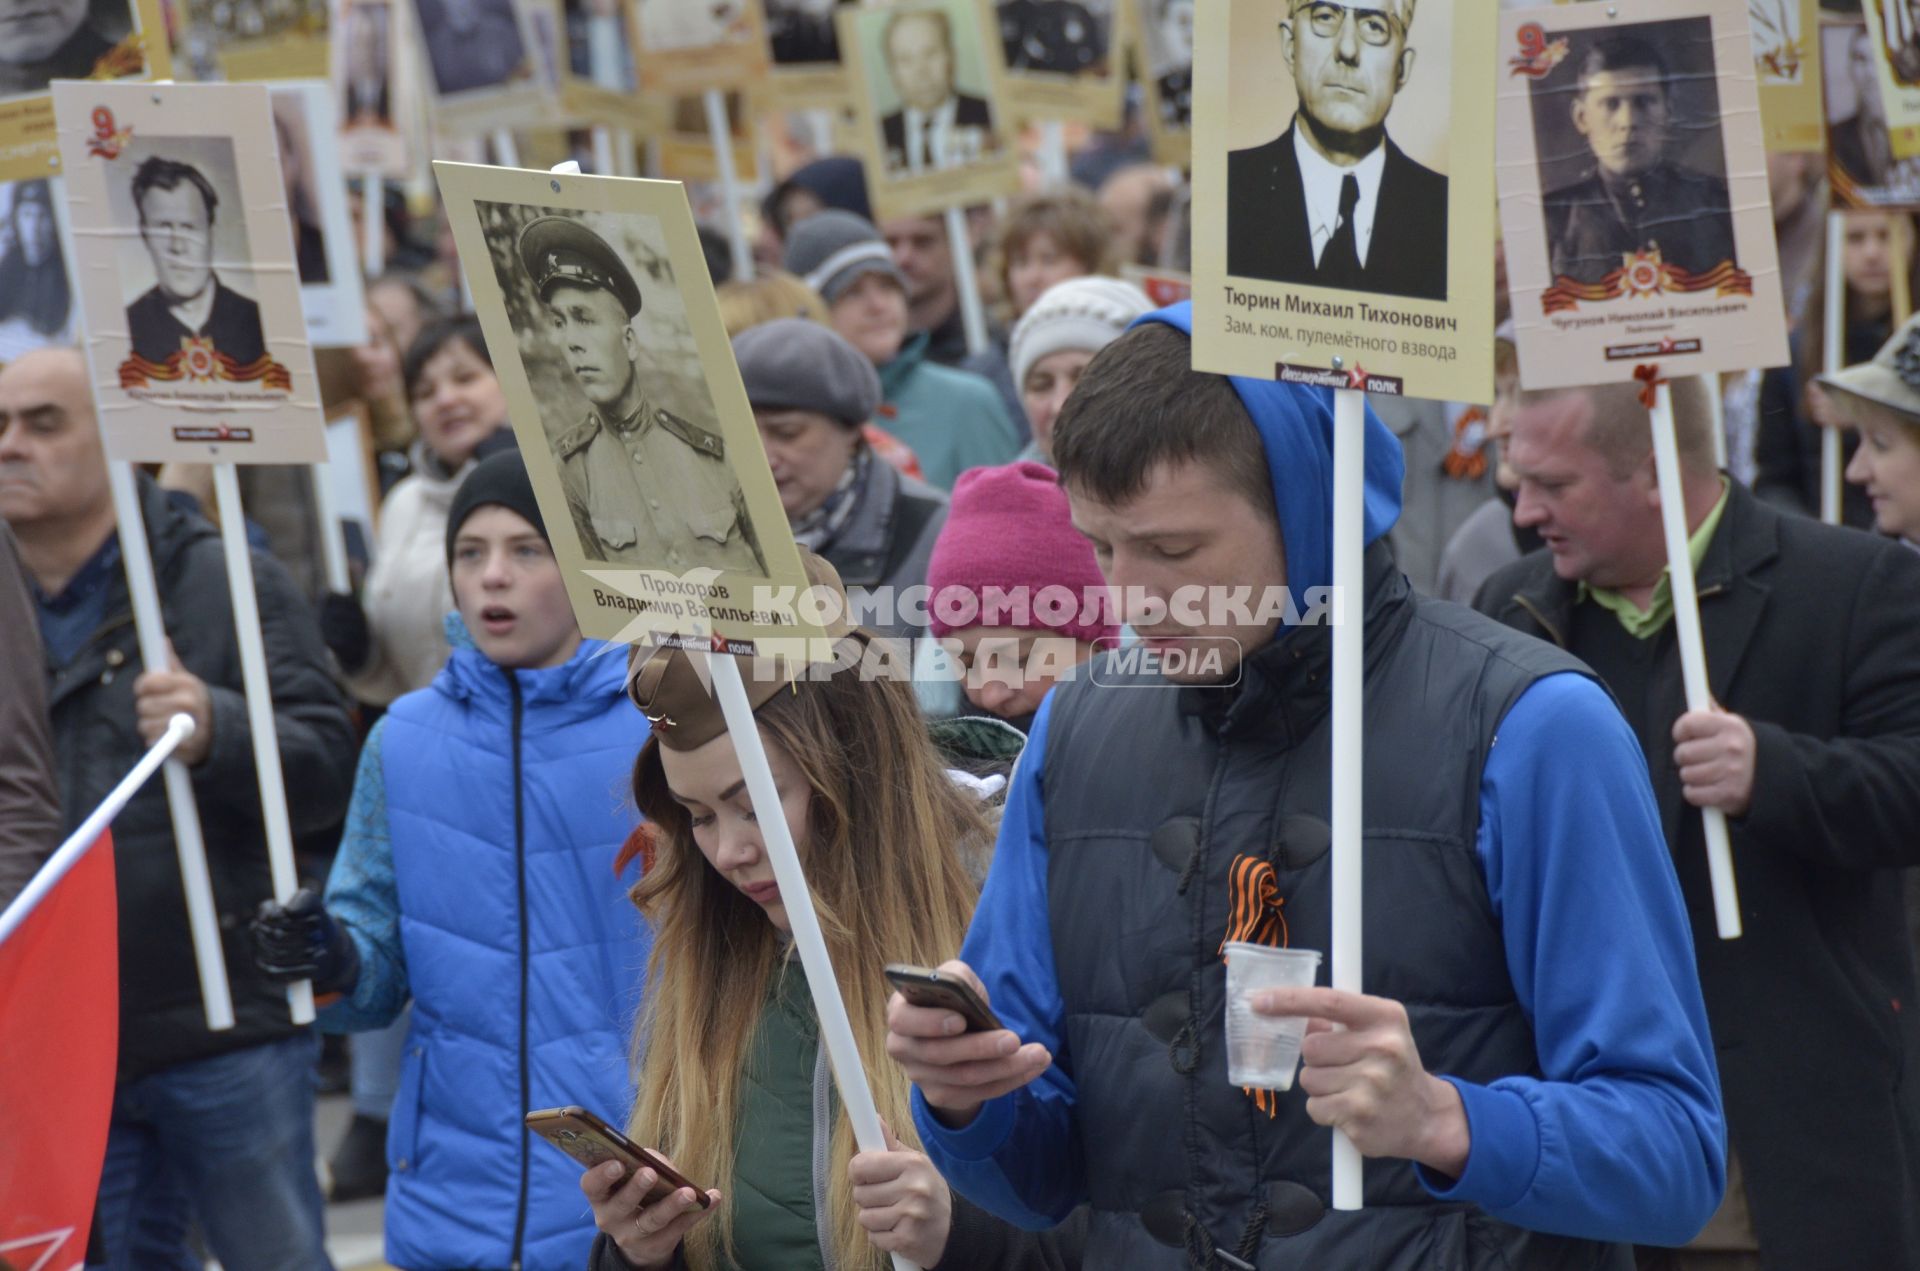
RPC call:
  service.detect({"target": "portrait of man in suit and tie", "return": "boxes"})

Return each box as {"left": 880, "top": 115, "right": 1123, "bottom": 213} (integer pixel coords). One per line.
{"left": 876, "top": 7, "right": 999, "bottom": 176}
{"left": 1537, "top": 31, "right": 1736, "bottom": 287}
{"left": 1225, "top": 0, "right": 1447, "bottom": 302}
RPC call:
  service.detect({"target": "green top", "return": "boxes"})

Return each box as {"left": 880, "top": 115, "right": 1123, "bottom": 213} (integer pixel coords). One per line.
{"left": 1579, "top": 479, "right": 1729, "bottom": 639}
{"left": 727, "top": 956, "right": 828, "bottom": 1271}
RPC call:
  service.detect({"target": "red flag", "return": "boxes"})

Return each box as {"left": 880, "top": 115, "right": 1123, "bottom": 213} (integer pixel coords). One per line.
{"left": 0, "top": 833, "right": 118, "bottom": 1271}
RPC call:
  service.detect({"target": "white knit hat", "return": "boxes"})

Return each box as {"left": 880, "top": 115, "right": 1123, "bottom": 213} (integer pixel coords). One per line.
{"left": 1008, "top": 277, "right": 1155, "bottom": 394}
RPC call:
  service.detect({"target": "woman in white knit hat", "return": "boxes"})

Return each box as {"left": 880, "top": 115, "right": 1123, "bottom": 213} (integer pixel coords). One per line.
{"left": 1007, "top": 276, "right": 1154, "bottom": 464}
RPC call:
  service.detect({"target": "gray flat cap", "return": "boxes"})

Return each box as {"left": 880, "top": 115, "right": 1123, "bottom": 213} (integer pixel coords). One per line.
{"left": 733, "top": 317, "right": 882, "bottom": 427}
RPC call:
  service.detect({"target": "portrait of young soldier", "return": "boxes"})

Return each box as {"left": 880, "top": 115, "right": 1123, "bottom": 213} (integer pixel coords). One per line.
{"left": 124, "top": 156, "right": 268, "bottom": 369}
{"left": 0, "top": 0, "right": 121, "bottom": 99}
{"left": 516, "top": 215, "right": 767, "bottom": 577}
{"left": 1226, "top": 0, "right": 1448, "bottom": 302}
{"left": 877, "top": 6, "right": 999, "bottom": 176}
{"left": 1541, "top": 32, "right": 1737, "bottom": 286}
{"left": 997, "top": 0, "right": 1106, "bottom": 76}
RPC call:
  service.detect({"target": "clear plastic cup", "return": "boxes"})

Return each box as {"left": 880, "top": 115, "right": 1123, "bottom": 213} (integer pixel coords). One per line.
{"left": 1223, "top": 943, "right": 1323, "bottom": 1091}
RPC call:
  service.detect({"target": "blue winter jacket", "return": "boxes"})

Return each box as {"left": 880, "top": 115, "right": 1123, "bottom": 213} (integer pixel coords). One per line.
{"left": 321, "top": 616, "right": 652, "bottom": 1270}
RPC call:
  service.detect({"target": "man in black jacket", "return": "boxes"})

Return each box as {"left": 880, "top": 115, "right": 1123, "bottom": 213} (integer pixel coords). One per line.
{"left": 124, "top": 157, "right": 269, "bottom": 371}
{"left": 1474, "top": 377, "right": 1920, "bottom": 1270}
{"left": 1226, "top": 0, "right": 1447, "bottom": 301}
{"left": 0, "top": 348, "right": 355, "bottom": 1270}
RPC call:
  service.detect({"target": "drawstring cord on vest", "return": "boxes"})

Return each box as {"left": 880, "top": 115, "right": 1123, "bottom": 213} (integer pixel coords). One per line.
{"left": 1220, "top": 854, "right": 1289, "bottom": 1116}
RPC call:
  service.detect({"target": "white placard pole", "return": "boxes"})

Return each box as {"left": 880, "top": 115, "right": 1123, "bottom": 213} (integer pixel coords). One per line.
{"left": 1648, "top": 383, "right": 1742, "bottom": 940}
{"left": 704, "top": 653, "right": 916, "bottom": 1271}
{"left": 1037, "top": 120, "right": 1069, "bottom": 187}
{"left": 211, "top": 465, "right": 317, "bottom": 1021}
{"left": 360, "top": 172, "right": 386, "bottom": 278}
{"left": 1329, "top": 381, "right": 1365, "bottom": 1211}
{"left": 1821, "top": 211, "right": 1845, "bottom": 524}
{"left": 0, "top": 713, "right": 196, "bottom": 946}
{"left": 491, "top": 128, "right": 520, "bottom": 169}
{"left": 105, "top": 465, "right": 236, "bottom": 1029}
{"left": 1704, "top": 373, "right": 1728, "bottom": 470}
{"left": 945, "top": 206, "right": 988, "bottom": 356}
{"left": 703, "top": 88, "right": 755, "bottom": 284}
{"left": 590, "top": 125, "right": 617, "bottom": 178}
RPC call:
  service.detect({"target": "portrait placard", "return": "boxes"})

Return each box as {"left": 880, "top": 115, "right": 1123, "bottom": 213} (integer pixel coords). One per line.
{"left": 1863, "top": 0, "right": 1920, "bottom": 159}
{"left": 0, "top": 0, "right": 168, "bottom": 183}
{"left": 837, "top": 0, "right": 1021, "bottom": 220}
{"left": 405, "top": 0, "right": 552, "bottom": 131}
{"left": 549, "top": 0, "right": 647, "bottom": 127}
{"left": 1495, "top": 0, "right": 1789, "bottom": 391}
{"left": 993, "top": 0, "right": 1125, "bottom": 128}
{"left": 764, "top": 0, "right": 858, "bottom": 108}
{"left": 635, "top": 0, "right": 770, "bottom": 94}
{"left": 0, "top": 177, "right": 78, "bottom": 363}
{"left": 432, "top": 161, "right": 822, "bottom": 651}
{"left": 178, "top": 0, "right": 328, "bottom": 81}
{"left": 1191, "top": 0, "right": 1496, "bottom": 405}
{"left": 270, "top": 83, "right": 367, "bottom": 349}
{"left": 1129, "top": 0, "right": 1191, "bottom": 165}
{"left": 655, "top": 92, "right": 756, "bottom": 183}
{"left": 1825, "top": 16, "right": 1920, "bottom": 207}
{"left": 334, "top": 0, "right": 412, "bottom": 177}
{"left": 1751, "top": 0, "right": 1822, "bottom": 152}
{"left": 52, "top": 80, "right": 325, "bottom": 464}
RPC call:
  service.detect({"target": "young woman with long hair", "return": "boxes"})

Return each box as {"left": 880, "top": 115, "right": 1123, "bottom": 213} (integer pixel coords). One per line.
{"left": 583, "top": 556, "right": 1079, "bottom": 1271}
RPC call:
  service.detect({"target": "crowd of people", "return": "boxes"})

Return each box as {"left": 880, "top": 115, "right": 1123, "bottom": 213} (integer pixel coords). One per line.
{"left": 3, "top": 78, "right": 1919, "bottom": 1271}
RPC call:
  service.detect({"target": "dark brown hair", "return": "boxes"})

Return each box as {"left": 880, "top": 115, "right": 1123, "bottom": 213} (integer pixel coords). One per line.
{"left": 993, "top": 188, "right": 1114, "bottom": 305}
{"left": 1049, "top": 321, "right": 1278, "bottom": 524}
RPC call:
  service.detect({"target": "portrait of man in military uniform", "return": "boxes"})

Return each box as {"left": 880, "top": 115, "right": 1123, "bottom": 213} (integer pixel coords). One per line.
{"left": 997, "top": 0, "right": 1107, "bottom": 76}
{"left": 1538, "top": 31, "right": 1738, "bottom": 287}
{"left": 516, "top": 214, "right": 767, "bottom": 578}
{"left": 123, "top": 155, "right": 269, "bottom": 370}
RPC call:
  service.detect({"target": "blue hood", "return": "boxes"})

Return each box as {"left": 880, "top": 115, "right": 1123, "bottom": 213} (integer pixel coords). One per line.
{"left": 1139, "top": 303, "right": 1404, "bottom": 604}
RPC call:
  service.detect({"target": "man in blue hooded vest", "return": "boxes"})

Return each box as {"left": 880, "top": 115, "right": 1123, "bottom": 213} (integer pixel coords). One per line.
{"left": 886, "top": 303, "right": 1726, "bottom": 1268}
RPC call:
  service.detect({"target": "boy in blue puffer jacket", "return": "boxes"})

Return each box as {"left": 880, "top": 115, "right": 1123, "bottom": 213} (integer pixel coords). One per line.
{"left": 252, "top": 449, "right": 653, "bottom": 1270}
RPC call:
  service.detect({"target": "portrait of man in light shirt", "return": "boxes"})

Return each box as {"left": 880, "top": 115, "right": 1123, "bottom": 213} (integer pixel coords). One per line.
{"left": 1225, "top": 0, "right": 1447, "bottom": 301}
{"left": 877, "top": 7, "right": 999, "bottom": 176}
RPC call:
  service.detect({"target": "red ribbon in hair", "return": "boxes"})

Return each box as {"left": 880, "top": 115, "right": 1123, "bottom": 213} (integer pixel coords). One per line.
{"left": 1633, "top": 363, "right": 1665, "bottom": 410}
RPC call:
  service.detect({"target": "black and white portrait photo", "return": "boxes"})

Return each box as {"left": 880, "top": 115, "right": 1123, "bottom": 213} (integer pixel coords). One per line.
{"left": 1827, "top": 18, "right": 1920, "bottom": 205}
{"left": 120, "top": 150, "right": 268, "bottom": 372}
{"left": 1141, "top": 0, "right": 1193, "bottom": 129}
{"left": 766, "top": 0, "right": 849, "bottom": 65}
{"left": 0, "top": 0, "right": 131, "bottom": 100}
{"left": 1225, "top": 0, "right": 1448, "bottom": 302}
{"left": 414, "top": 0, "right": 529, "bottom": 97}
{"left": 997, "top": 0, "right": 1108, "bottom": 76}
{"left": 478, "top": 203, "right": 767, "bottom": 575}
{"left": 868, "top": 4, "right": 1001, "bottom": 176}
{"left": 1530, "top": 20, "right": 1737, "bottom": 286}
{"left": 0, "top": 179, "right": 72, "bottom": 363}
{"left": 340, "top": 0, "right": 394, "bottom": 124}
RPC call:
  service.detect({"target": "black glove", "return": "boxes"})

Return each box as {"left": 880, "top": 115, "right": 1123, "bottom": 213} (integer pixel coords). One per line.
{"left": 250, "top": 887, "right": 360, "bottom": 995}
{"left": 319, "top": 591, "right": 373, "bottom": 674}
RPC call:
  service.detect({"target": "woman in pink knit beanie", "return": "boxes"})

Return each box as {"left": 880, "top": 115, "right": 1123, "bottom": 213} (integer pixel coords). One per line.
{"left": 924, "top": 460, "right": 1119, "bottom": 729}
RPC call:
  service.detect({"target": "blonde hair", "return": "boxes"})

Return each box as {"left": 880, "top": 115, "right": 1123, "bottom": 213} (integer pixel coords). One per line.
{"left": 626, "top": 658, "right": 982, "bottom": 1271}
{"left": 716, "top": 269, "right": 832, "bottom": 337}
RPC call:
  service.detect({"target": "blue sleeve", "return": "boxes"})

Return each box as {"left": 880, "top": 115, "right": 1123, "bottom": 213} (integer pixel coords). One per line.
{"left": 912, "top": 693, "right": 1085, "bottom": 1229}
{"left": 1417, "top": 672, "right": 1726, "bottom": 1245}
{"left": 316, "top": 718, "right": 412, "bottom": 1033}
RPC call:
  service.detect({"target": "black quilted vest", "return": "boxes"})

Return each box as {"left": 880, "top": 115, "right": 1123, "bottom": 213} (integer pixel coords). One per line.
{"left": 1039, "top": 546, "right": 1633, "bottom": 1270}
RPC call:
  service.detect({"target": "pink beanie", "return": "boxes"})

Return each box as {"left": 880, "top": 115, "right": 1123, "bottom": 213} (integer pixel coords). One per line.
{"left": 926, "top": 461, "right": 1118, "bottom": 643}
